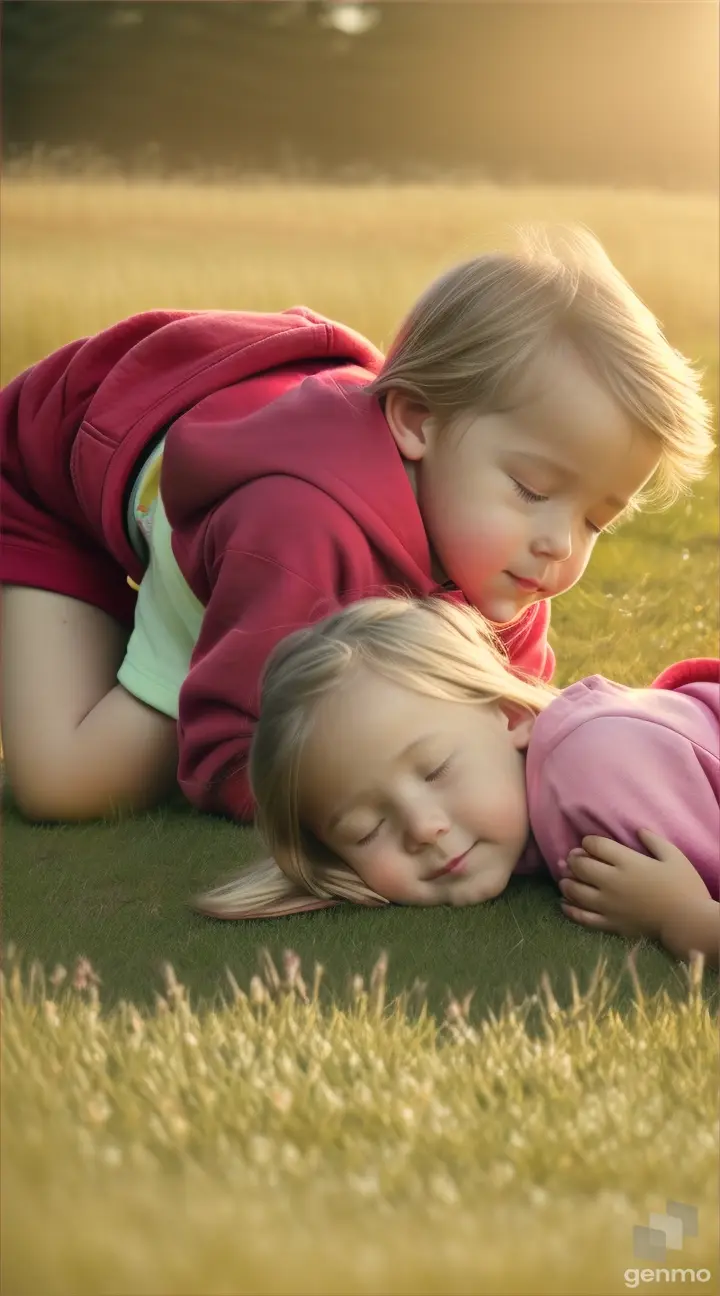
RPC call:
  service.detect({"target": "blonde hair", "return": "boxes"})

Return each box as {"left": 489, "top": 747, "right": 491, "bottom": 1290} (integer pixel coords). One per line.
{"left": 195, "top": 598, "right": 555, "bottom": 921}
{"left": 367, "top": 225, "right": 714, "bottom": 506}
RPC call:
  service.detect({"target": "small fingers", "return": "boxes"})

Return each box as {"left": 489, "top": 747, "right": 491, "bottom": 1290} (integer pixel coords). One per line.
{"left": 579, "top": 836, "right": 645, "bottom": 869}
{"left": 566, "top": 849, "right": 613, "bottom": 884}
{"left": 560, "top": 901, "right": 615, "bottom": 932}
{"left": 635, "top": 829, "right": 677, "bottom": 860}
{"left": 559, "top": 877, "right": 602, "bottom": 910}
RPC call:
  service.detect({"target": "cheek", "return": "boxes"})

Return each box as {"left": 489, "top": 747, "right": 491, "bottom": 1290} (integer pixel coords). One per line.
{"left": 448, "top": 501, "right": 521, "bottom": 555}
{"left": 468, "top": 769, "right": 527, "bottom": 844}
{"left": 494, "top": 797, "right": 527, "bottom": 845}
{"left": 350, "top": 847, "right": 408, "bottom": 902}
{"left": 508, "top": 785, "right": 531, "bottom": 844}
{"left": 479, "top": 505, "right": 524, "bottom": 546}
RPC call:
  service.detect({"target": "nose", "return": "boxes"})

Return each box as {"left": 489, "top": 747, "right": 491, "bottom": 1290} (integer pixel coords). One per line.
{"left": 530, "top": 508, "right": 573, "bottom": 563}
{"left": 402, "top": 798, "right": 450, "bottom": 851}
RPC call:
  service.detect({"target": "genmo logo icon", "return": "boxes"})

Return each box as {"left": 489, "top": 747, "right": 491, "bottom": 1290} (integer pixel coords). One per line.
{"left": 634, "top": 1201, "right": 699, "bottom": 1261}
{"left": 624, "top": 1201, "right": 713, "bottom": 1289}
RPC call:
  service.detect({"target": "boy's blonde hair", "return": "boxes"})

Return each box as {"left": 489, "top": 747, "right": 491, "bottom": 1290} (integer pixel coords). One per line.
{"left": 367, "top": 225, "right": 714, "bottom": 506}
{"left": 195, "top": 598, "right": 555, "bottom": 921}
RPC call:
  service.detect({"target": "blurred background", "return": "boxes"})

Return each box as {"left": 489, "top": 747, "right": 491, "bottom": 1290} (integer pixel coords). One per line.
{"left": 3, "top": 0, "right": 718, "bottom": 189}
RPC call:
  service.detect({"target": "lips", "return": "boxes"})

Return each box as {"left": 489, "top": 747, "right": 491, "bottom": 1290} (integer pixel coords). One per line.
{"left": 507, "top": 572, "right": 545, "bottom": 593}
{"left": 430, "top": 848, "right": 472, "bottom": 880}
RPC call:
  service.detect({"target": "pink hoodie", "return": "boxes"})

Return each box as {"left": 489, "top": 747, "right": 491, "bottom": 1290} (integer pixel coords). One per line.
{"left": 524, "top": 659, "right": 719, "bottom": 900}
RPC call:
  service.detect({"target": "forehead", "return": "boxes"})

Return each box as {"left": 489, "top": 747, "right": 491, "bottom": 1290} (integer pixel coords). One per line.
{"left": 515, "top": 343, "right": 631, "bottom": 446}
{"left": 503, "top": 342, "right": 660, "bottom": 491}
{"left": 303, "top": 670, "right": 448, "bottom": 773}
{"left": 298, "top": 670, "right": 470, "bottom": 825}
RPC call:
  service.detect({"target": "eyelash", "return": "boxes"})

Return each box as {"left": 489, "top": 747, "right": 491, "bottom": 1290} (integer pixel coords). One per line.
{"left": 511, "top": 478, "right": 604, "bottom": 536}
{"left": 511, "top": 478, "right": 547, "bottom": 504}
{"left": 425, "top": 759, "right": 451, "bottom": 782}
{"left": 356, "top": 824, "right": 381, "bottom": 847}
{"left": 354, "top": 760, "right": 451, "bottom": 846}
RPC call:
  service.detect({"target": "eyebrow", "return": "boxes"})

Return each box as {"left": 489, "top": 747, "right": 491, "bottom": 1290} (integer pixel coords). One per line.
{"left": 508, "top": 451, "right": 629, "bottom": 512}
{"left": 327, "top": 732, "right": 439, "bottom": 832}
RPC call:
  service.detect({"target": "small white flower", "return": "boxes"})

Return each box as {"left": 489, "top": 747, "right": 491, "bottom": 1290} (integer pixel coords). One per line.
{"left": 529, "top": 1186, "right": 548, "bottom": 1207}
{"left": 429, "top": 1172, "right": 459, "bottom": 1205}
{"left": 101, "top": 1146, "right": 123, "bottom": 1168}
{"left": 348, "top": 1170, "right": 381, "bottom": 1197}
{"left": 248, "top": 1135, "right": 274, "bottom": 1165}
{"left": 269, "top": 1086, "right": 293, "bottom": 1114}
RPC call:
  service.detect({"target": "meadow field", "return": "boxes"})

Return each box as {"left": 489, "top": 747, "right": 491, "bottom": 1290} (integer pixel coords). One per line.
{"left": 2, "top": 177, "right": 719, "bottom": 1295}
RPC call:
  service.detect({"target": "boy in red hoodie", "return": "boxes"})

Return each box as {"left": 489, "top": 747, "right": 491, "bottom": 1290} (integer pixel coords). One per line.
{"left": 0, "top": 228, "right": 712, "bottom": 823}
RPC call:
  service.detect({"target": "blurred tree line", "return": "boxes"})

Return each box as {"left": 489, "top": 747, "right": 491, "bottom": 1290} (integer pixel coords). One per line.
{"left": 2, "top": 0, "right": 718, "bottom": 189}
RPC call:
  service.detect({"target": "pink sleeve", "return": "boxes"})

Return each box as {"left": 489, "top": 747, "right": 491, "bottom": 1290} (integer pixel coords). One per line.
{"left": 531, "top": 716, "right": 719, "bottom": 900}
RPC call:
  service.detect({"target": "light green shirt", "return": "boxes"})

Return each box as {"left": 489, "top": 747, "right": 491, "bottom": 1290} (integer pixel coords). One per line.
{"left": 118, "top": 492, "right": 204, "bottom": 719}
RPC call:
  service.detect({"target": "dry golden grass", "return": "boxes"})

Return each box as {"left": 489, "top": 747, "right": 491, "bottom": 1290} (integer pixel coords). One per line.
{"left": 2, "top": 177, "right": 717, "bottom": 385}
{"left": 3, "top": 950, "right": 718, "bottom": 1296}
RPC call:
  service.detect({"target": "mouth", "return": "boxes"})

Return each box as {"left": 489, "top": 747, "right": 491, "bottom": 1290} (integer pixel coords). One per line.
{"left": 429, "top": 846, "right": 474, "bottom": 881}
{"left": 505, "top": 572, "right": 545, "bottom": 594}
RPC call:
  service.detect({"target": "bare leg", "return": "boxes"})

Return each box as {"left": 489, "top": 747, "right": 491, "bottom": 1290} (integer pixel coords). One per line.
{"left": 0, "top": 586, "right": 178, "bottom": 821}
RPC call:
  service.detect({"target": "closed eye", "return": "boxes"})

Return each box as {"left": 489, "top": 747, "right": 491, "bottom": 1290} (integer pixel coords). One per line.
{"left": 590, "top": 516, "right": 623, "bottom": 536}
{"left": 356, "top": 821, "right": 383, "bottom": 847}
{"left": 426, "top": 758, "right": 451, "bottom": 782}
{"left": 587, "top": 515, "right": 624, "bottom": 536}
{"left": 511, "top": 478, "right": 548, "bottom": 504}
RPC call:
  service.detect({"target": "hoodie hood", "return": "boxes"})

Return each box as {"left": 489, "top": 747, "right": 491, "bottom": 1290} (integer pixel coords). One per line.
{"left": 75, "top": 305, "right": 384, "bottom": 570}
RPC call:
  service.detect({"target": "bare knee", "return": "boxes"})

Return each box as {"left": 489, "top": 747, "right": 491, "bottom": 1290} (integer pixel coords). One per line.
{"left": 7, "top": 698, "right": 179, "bottom": 823}
{"left": 8, "top": 739, "right": 178, "bottom": 823}
{"left": 5, "top": 741, "right": 124, "bottom": 822}
{"left": 8, "top": 771, "right": 91, "bottom": 824}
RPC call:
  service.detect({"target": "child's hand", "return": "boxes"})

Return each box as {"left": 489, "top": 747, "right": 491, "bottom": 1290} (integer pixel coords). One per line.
{"left": 558, "top": 830, "right": 711, "bottom": 941}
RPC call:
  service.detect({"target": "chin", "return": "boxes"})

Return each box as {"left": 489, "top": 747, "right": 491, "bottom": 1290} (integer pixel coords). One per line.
{"left": 488, "top": 877, "right": 512, "bottom": 901}
{"left": 475, "top": 596, "right": 525, "bottom": 626}
{"left": 442, "top": 878, "right": 508, "bottom": 907}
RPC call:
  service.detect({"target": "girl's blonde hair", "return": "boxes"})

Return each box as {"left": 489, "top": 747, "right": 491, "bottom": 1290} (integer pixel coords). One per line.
{"left": 195, "top": 597, "right": 555, "bottom": 921}
{"left": 367, "top": 225, "right": 714, "bottom": 506}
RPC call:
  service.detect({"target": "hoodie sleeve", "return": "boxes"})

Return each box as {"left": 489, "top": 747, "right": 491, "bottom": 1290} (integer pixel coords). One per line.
{"left": 2, "top": 312, "right": 194, "bottom": 444}
{"left": 531, "top": 715, "right": 720, "bottom": 900}
{"left": 175, "top": 480, "right": 365, "bottom": 821}
{"left": 1, "top": 314, "right": 193, "bottom": 621}
{"left": 496, "top": 599, "right": 554, "bottom": 683}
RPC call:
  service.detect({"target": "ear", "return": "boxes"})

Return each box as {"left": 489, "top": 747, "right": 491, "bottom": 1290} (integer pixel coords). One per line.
{"left": 383, "top": 390, "right": 436, "bottom": 462}
{"left": 501, "top": 704, "right": 536, "bottom": 750}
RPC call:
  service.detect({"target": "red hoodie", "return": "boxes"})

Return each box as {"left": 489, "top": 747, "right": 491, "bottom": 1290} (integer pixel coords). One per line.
{"left": 1, "top": 307, "right": 553, "bottom": 820}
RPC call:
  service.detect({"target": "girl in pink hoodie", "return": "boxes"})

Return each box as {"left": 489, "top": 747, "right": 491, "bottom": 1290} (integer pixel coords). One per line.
{"left": 197, "top": 597, "right": 719, "bottom": 965}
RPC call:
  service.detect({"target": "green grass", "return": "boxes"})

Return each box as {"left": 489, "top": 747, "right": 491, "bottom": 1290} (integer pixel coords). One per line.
{"left": 3, "top": 797, "right": 719, "bottom": 1026}
{"left": 2, "top": 177, "right": 719, "bottom": 1294}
